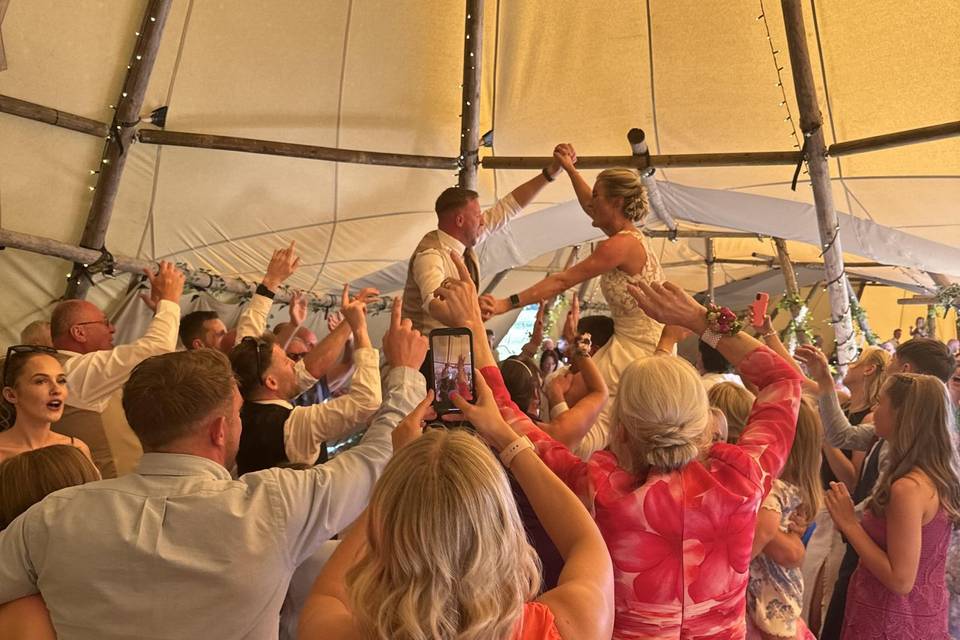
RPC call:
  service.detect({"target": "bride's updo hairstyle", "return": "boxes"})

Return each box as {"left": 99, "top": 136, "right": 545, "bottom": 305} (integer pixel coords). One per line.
{"left": 610, "top": 355, "right": 711, "bottom": 472}
{"left": 596, "top": 169, "right": 649, "bottom": 223}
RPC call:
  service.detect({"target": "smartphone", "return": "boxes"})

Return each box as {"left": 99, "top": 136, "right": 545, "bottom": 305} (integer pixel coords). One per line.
{"left": 751, "top": 292, "right": 770, "bottom": 329}
{"left": 429, "top": 327, "right": 476, "bottom": 415}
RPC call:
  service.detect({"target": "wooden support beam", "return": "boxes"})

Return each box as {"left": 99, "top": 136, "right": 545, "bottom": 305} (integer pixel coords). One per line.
{"left": 0, "top": 0, "right": 9, "bottom": 72}
{"left": 828, "top": 120, "right": 960, "bottom": 157}
{"left": 644, "top": 229, "right": 764, "bottom": 239}
{"left": 137, "top": 129, "right": 460, "bottom": 170}
{"left": 0, "top": 94, "right": 109, "bottom": 137}
{"left": 1, "top": 227, "right": 344, "bottom": 308}
{"left": 773, "top": 238, "right": 810, "bottom": 346}
{"left": 458, "top": 0, "right": 483, "bottom": 189}
{"left": 705, "top": 239, "right": 716, "bottom": 304}
{"left": 482, "top": 150, "right": 800, "bottom": 171}
{"left": 781, "top": 0, "right": 857, "bottom": 366}
{"left": 65, "top": 0, "right": 173, "bottom": 299}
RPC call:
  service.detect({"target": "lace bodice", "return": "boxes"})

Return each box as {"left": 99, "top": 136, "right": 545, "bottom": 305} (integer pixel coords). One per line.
{"left": 599, "top": 229, "right": 665, "bottom": 319}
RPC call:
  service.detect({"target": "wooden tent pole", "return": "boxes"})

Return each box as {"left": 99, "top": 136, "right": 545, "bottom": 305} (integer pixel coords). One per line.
{"left": 483, "top": 151, "right": 800, "bottom": 171}
{"left": 64, "top": 0, "right": 173, "bottom": 300}
{"left": 0, "top": 94, "right": 108, "bottom": 137}
{"left": 780, "top": 0, "right": 857, "bottom": 366}
{"left": 644, "top": 229, "right": 762, "bottom": 239}
{"left": 705, "top": 239, "right": 716, "bottom": 304}
{"left": 137, "top": 129, "right": 459, "bottom": 169}
{"left": 2, "top": 227, "right": 344, "bottom": 308}
{"left": 458, "top": 0, "right": 483, "bottom": 190}
{"left": 828, "top": 120, "right": 960, "bottom": 157}
{"left": 774, "top": 238, "right": 810, "bottom": 345}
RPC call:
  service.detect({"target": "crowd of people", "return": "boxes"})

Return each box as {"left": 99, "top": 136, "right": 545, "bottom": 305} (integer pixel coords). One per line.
{"left": 1, "top": 145, "right": 959, "bottom": 639}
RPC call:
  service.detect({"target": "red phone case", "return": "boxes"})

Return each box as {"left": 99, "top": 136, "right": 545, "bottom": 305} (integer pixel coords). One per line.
{"left": 751, "top": 293, "right": 770, "bottom": 328}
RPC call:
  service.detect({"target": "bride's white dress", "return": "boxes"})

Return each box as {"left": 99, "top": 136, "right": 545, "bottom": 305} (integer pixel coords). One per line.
{"left": 573, "top": 228, "right": 664, "bottom": 458}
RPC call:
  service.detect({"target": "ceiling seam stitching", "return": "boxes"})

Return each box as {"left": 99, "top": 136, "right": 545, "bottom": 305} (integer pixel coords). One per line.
{"left": 309, "top": 0, "right": 354, "bottom": 293}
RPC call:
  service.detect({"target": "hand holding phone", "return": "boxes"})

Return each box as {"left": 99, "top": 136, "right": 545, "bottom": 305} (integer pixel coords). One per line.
{"left": 751, "top": 293, "right": 770, "bottom": 329}
{"left": 429, "top": 327, "right": 476, "bottom": 417}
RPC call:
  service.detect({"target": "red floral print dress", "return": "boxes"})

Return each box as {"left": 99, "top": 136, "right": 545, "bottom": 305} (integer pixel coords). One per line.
{"left": 481, "top": 346, "right": 802, "bottom": 639}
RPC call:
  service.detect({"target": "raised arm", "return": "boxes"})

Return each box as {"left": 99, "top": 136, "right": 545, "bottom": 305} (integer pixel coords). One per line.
{"left": 544, "top": 353, "right": 608, "bottom": 449}
{"left": 795, "top": 345, "right": 877, "bottom": 452}
{"left": 236, "top": 241, "right": 300, "bottom": 341}
{"left": 62, "top": 261, "right": 184, "bottom": 410}
{"left": 628, "top": 281, "right": 803, "bottom": 490}
{"left": 556, "top": 143, "right": 593, "bottom": 213}
{"left": 300, "top": 285, "right": 377, "bottom": 380}
{"left": 480, "top": 234, "right": 635, "bottom": 318}
{"left": 452, "top": 377, "right": 614, "bottom": 640}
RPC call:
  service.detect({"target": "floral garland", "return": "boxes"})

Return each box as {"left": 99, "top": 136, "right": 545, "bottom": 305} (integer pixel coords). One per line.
{"left": 848, "top": 293, "right": 878, "bottom": 346}
{"left": 935, "top": 283, "right": 960, "bottom": 315}
{"left": 776, "top": 293, "right": 815, "bottom": 343}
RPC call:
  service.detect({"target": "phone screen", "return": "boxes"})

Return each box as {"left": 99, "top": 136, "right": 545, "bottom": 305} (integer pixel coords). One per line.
{"left": 429, "top": 329, "right": 475, "bottom": 413}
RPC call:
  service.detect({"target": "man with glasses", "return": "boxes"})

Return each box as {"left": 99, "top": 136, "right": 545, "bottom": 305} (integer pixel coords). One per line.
{"left": 49, "top": 261, "right": 185, "bottom": 478}
{"left": 0, "top": 299, "right": 429, "bottom": 639}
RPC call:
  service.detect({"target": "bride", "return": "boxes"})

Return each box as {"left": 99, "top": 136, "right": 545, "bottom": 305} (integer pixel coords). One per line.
{"left": 480, "top": 144, "right": 664, "bottom": 457}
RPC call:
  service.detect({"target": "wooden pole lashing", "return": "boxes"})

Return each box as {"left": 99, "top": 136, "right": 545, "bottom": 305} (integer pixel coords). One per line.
{"left": 458, "top": 0, "right": 483, "bottom": 190}
{"left": 780, "top": 0, "right": 857, "bottom": 366}
{"left": 64, "top": 0, "right": 173, "bottom": 300}
{"left": 705, "top": 238, "right": 716, "bottom": 304}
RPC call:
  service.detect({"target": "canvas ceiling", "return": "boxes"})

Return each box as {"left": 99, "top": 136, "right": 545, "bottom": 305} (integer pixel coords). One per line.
{"left": 0, "top": 0, "right": 958, "bottom": 347}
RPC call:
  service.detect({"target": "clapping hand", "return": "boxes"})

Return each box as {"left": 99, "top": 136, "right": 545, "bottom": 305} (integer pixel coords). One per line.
{"left": 824, "top": 481, "right": 858, "bottom": 534}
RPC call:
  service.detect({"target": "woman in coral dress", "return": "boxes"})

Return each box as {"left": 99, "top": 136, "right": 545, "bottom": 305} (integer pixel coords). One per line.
{"left": 484, "top": 280, "right": 803, "bottom": 639}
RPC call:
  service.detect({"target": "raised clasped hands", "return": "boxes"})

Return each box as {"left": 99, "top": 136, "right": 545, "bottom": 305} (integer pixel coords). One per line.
{"left": 553, "top": 143, "right": 577, "bottom": 173}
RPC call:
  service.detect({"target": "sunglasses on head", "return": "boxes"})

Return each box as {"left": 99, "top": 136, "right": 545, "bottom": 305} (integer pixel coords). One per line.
{"left": 239, "top": 336, "right": 271, "bottom": 383}
{"left": 3, "top": 345, "right": 60, "bottom": 386}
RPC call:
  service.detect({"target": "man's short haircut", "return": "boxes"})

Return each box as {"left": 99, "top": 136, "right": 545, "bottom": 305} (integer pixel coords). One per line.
{"left": 123, "top": 350, "right": 236, "bottom": 451}
{"left": 896, "top": 338, "right": 956, "bottom": 382}
{"left": 19, "top": 320, "right": 53, "bottom": 347}
{"left": 699, "top": 340, "right": 731, "bottom": 374}
{"left": 49, "top": 300, "right": 87, "bottom": 341}
{"left": 179, "top": 310, "right": 221, "bottom": 349}
{"left": 577, "top": 315, "right": 615, "bottom": 350}
{"left": 229, "top": 334, "right": 277, "bottom": 399}
{"left": 435, "top": 187, "right": 478, "bottom": 218}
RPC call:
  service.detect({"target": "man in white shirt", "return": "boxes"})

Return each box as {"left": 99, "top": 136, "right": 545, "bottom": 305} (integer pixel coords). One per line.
{"left": 50, "top": 261, "right": 186, "bottom": 477}
{"left": 229, "top": 286, "right": 382, "bottom": 474}
{"left": 401, "top": 148, "right": 567, "bottom": 335}
{"left": 0, "top": 299, "right": 428, "bottom": 640}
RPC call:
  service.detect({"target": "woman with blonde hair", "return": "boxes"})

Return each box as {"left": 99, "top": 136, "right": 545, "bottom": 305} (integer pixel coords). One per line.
{"left": 432, "top": 259, "right": 804, "bottom": 637}
{"left": 708, "top": 381, "right": 756, "bottom": 443}
{"left": 480, "top": 146, "right": 665, "bottom": 458}
{"left": 299, "top": 312, "right": 615, "bottom": 640}
{"left": 826, "top": 373, "right": 960, "bottom": 638}
{"left": 0, "top": 345, "right": 93, "bottom": 464}
{"left": 746, "top": 398, "right": 824, "bottom": 639}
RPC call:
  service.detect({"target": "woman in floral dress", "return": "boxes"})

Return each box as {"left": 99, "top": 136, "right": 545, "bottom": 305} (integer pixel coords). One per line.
{"left": 481, "top": 280, "right": 803, "bottom": 639}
